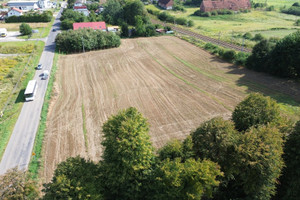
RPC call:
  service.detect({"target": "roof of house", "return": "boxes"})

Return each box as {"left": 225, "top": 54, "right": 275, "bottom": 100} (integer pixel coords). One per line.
{"left": 74, "top": 5, "right": 87, "bottom": 9}
{"left": 10, "top": 7, "right": 23, "bottom": 12}
{"left": 7, "top": 1, "right": 38, "bottom": 6}
{"left": 201, "top": 0, "right": 251, "bottom": 11}
{"left": 73, "top": 22, "right": 106, "bottom": 30}
{"left": 158, "top": 0, "right": 173, "bottom": 6}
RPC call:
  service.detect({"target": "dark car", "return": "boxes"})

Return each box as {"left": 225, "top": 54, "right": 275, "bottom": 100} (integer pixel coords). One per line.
{"left": 36, "top": 64, "right": 42, "bottom": 70}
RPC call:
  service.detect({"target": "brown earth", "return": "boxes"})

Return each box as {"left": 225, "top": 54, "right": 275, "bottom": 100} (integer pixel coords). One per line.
{"left": 41, "top": 36, "right": 300, "bottom": 183}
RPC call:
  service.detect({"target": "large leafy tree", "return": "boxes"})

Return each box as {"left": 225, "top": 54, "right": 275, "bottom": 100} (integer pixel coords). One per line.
{"left": 43, "top": 156, "right": 101, "bottom": 200}
{"left": 276, "top": 121, "right": 300, "bottom": 200}
{"left": 123, "top": 0, "right": 145, "bottom": 25}
{"left": 232, "top": 93, "right": 281, "bottom": 131}
{"left": 0, "top": 168, "right": 38, "bottom": 200}
{"left": 191, "top": 117, "right": 239, "bottom": 176}
{"left": 269, "top": 31, "right": 300, "bottom": 78}
{"left": 236, "top": 125, "right": 284, "bottom": 199}
{"left": 100, "top": 107, "right": 155, "bottom": 200}
{"left": 152, "top": 158, "right": 222, "bottom": 200}
{"left": 102, "top": 0, "right": 123, "bottom": 25}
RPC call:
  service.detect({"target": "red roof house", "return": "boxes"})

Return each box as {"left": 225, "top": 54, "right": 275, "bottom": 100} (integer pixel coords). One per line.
{"left": 73, "top": 22, "right": 107, "bottom": 30}
{"left": 73, "top": 5, "right": 87, "bottom": 9}
{"left": 158, "top": 0, "right": 174, "bottom": 10}
{"left": 200, "top": 0, "right": 251, "bottom": 12}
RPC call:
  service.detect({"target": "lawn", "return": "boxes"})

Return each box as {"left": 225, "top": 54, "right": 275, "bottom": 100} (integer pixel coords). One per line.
{"left": 0, "top": 41, "right": 45, "bottom": 159}
{"left": 146, "top": 4, "right": 300, "bottom": 46}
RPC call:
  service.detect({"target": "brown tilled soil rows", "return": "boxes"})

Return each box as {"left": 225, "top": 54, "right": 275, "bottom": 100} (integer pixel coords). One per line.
{"left": 41, "top": 36, "right": 300, "bottom": 182}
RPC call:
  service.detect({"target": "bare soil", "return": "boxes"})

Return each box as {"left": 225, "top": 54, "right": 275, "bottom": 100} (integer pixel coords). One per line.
{"left": 41, "top": 36, "right": 300, "bottom": 183}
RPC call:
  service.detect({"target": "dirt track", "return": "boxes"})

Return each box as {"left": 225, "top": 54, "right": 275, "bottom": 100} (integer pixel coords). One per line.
{"left": 41, "top": 36, "right": 300, "bottom": 182}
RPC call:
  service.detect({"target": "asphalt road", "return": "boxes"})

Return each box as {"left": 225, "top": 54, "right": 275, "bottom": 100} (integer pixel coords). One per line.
{"left": 0, "top": 8, "right": 62, "bottom": 175}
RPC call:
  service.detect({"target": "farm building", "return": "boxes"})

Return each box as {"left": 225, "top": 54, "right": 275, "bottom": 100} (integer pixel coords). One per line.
{"left": 158, "top": 0, "right": 174, "bottom": 10}
{"left": 7, "top": 0, "right": 50, "bottom": 10}
{"left": 7, "top": 7, "right": 23, "bottom": 17}
{"left": 73, "top": 22, "right": 106, "bottom": 31}
{"left": 200, "top": 0, "right": 251, "bottom": 12}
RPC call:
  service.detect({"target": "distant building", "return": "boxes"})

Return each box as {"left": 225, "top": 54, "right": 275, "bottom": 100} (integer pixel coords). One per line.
{"left": 200, "top": 0, "right": 251, "bottom": 12}
{"left": 73, "top": 22, "right": 106, "bottom": 30}
{"left": 107, "top": 26, "right": 119, "bottom": 32}
{"left": 7, "top": 7, "right": 23, "bottom": 16}
{"left": 158, "top": 0, "right": 173, "bottom": 10}
{"left": 74, "top": 1, "right": 83, "bottom": 6}
{"left": 73, "top": 5, "right": 89, "bottom": 16}
{"left": 7, "top": 1, "right": 39, "bottom": 10}
{"left": 38, "top": 0, "right": 50, "bottom": 9}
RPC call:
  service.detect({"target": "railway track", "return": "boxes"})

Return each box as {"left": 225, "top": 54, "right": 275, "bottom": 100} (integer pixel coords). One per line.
{"left": 151, "top": 19, "right": 252, "bottom": 53}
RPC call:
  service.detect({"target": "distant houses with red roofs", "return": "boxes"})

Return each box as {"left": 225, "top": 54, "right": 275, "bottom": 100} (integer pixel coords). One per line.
{"left": 73, "top": 22, "right": 106, "bottom": 31}
{"left": 200, "top": 0, "right": 251, "bottom": 12}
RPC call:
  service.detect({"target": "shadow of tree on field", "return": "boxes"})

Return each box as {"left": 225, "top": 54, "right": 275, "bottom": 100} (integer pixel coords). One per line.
{"left": 225, "top": 63, "right": 300, "bottom": 108}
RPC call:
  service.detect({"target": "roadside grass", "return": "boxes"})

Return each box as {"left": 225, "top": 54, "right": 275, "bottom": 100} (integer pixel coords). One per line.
{"left": 147, "top": 5, "right": 300, "bottom": 46}
{"left": 253, "top": 0, "right": 296, "bottom": 8}
{"left": 0, "top": 41, "right": 45, "bottom": 159}
{"left": 28, "top": 51, "right": 59, "bottom": 180}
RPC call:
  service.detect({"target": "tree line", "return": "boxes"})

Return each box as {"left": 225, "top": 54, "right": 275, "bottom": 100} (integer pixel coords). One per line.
{"left": 55, "top": 28, "right": 121, "bottom": 53}
{"left": 2, "top": 93, "right": 297, "bottom": 199}
{"left": 5, "top": 11, "right": 52, "bottom": 23}
{"left": 246, "top": 31, "right": 300, "bottom": 79}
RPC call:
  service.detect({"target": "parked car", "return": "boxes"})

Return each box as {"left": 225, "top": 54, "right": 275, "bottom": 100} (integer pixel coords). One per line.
{"left": 36, "top": 64, "right": 42, "bottom": 70}
{"left": 52, "top": 28, "right": 56, "bottom": 32}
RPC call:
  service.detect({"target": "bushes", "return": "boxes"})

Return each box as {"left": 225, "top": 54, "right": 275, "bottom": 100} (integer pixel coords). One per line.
{"left": 204, "top": 42, "right": 249, "bottom": 65}
{"left": 295, "top": 19, "right": 300, "bottom": 26}
{"left": 243, "top": 32, "right": 252, "bottom": 39}
{"left": 193, "top": 9, "right": 235, "bottom": 17}
{"left": 6, "top": 11, "right": 52, "bottom": 23}
{"left": 282, "top": 5, "right": 300, "bottom": 16}
{"left": 19, "top": 23, "right": 32, "bottom": 36}
{"left": 150, "top": 10, "right": 194, "bottom": 26}
{"left": 55, "top": 29, "right": 121, "bottom": 53}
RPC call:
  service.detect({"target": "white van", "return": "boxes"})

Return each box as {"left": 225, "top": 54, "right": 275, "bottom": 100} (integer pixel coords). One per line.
{"left": 42, "top": 70, "right": 49, "bottom": 80}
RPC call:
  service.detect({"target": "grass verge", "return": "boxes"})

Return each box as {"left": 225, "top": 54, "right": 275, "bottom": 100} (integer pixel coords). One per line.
{"left": 0, "top": 41, "right": 45, "bottom": 159}
{"left": 28, "top": 51, "right": 59, "bottom": 179}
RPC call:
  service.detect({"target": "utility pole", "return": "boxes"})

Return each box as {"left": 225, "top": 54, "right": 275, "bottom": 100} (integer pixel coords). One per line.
{"left": 82, "top": 36, "right": 85, "bottom": 53}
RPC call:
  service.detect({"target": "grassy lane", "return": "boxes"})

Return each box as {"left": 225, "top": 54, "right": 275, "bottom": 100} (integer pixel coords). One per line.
{"left": 28, "top": 51, "right": 60, "bottom": 179}
{"left": 0, "top": 41, "right": 45, "bottom": 159}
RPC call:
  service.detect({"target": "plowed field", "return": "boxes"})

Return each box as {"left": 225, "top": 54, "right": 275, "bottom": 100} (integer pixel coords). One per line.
{"left": 41, "top": 36, "right": 300, "bottom": 182}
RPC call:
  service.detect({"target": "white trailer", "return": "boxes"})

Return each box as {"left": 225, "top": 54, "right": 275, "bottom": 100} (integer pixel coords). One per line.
{"left": 24, "top": 80, "right": 38, "bottom": 101}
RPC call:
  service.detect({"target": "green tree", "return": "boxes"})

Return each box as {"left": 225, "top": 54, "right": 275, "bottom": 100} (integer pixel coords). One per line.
{"left": 121, "top": 22, "right": 129, "bottom": 37}
{"left": 135, "top": 15, "right": 145, "bottom": 36}
{"left": 0, "top": 168, "right": 38, "bottom": 200}
{"left": 232, "top": 93, "right": 281, "bottom": 131}
{"left": 152, "top": 158, "right": 222, "bottom": 200}
{"left": 276, "top": 121, "right": 300, "bottom": 200}
{"left": 102, "top": 0, "right": 123, "bottom": 25}
{"left": 100, "top": 107, "right": 155, "bottom": 200}
{"left": 236, "top": 125, "right": 284, "bottom": 199}
{"left": 19, "top": 23, "right": 32, "bottom": 36}
{"left": 123, "top": 0, "right": 145, "bottom": 25}
{"left": 269, "top": 31, "right": 300, "bottom": 78}
{"left": 88, "top": 10, "right": 97, "bottom": 22}
{"left": 191, "top": 117, "right": 238, "bottom": 175}
{"left": 246, "top": 39, "right": 274, "bottom": 72}
{"left": 43, "top": 156, "right": 101, "bottom": 200}
{"left": 158, "top": 139, "right": 183, "bottom": 161}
